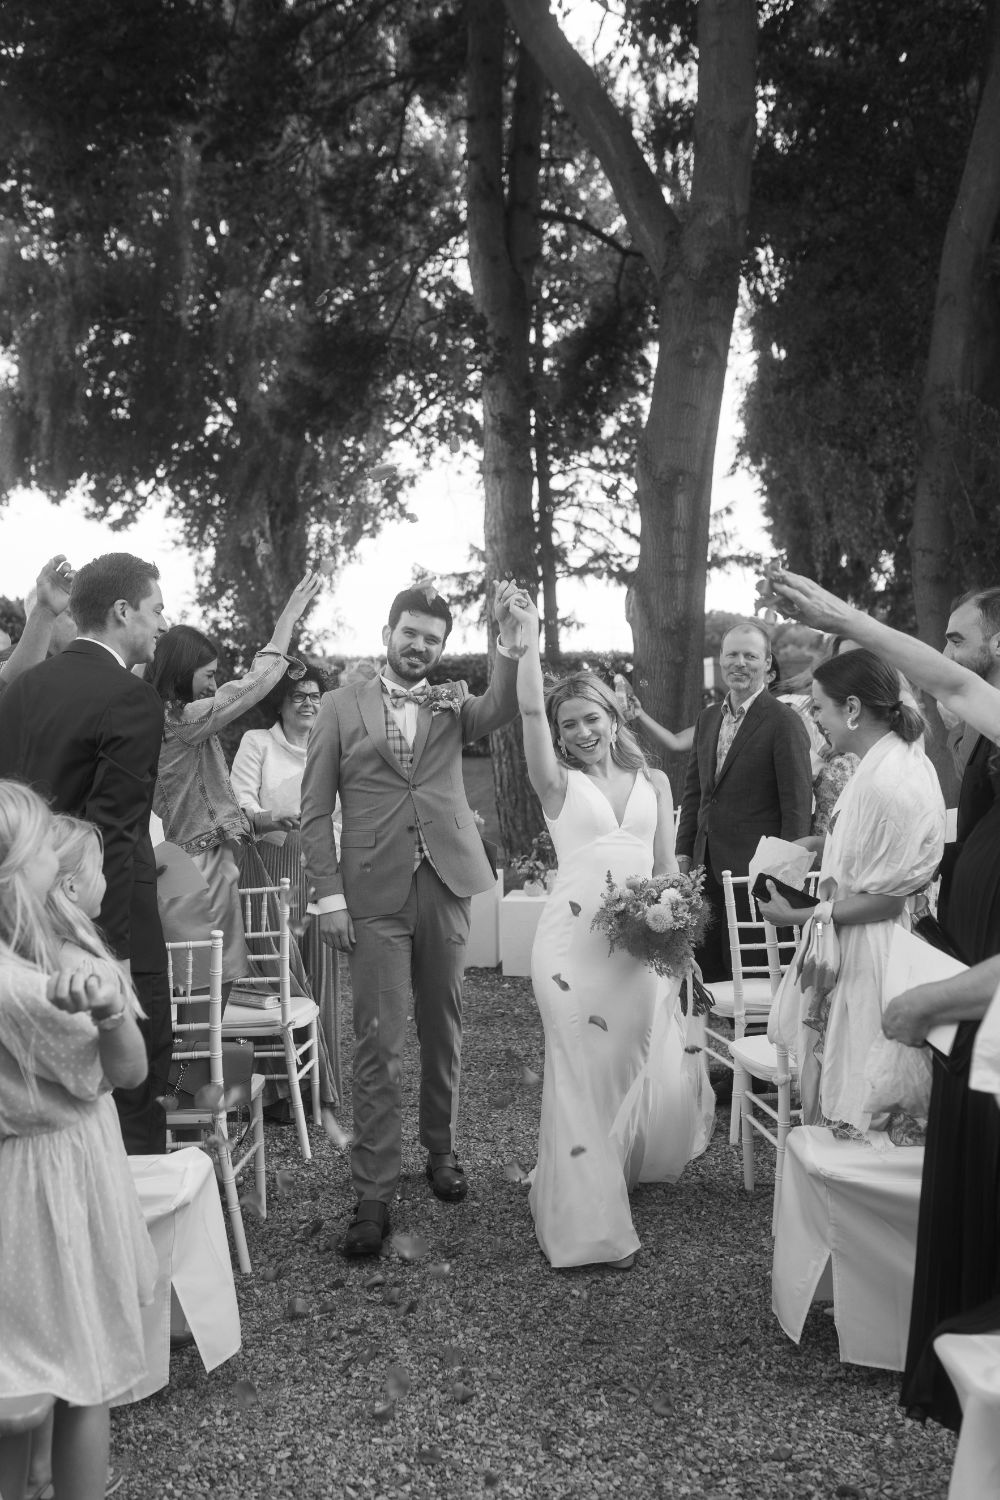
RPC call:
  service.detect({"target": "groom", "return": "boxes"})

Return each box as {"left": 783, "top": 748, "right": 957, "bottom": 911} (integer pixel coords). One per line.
{"left": 301, "top": 579, "right": 523, "bottom": 1254}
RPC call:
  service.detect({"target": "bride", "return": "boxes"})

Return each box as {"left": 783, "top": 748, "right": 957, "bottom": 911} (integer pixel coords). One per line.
{"left": 509, "top": 596, "right": 715, "bottom": 1269}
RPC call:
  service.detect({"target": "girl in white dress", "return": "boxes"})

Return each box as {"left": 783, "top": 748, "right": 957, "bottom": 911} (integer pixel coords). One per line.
{"left": 509, "top": 598, "right": 714, "bottom": 1269}
{"left": 0, "top": 785, "right": 156, "bottom": 1500}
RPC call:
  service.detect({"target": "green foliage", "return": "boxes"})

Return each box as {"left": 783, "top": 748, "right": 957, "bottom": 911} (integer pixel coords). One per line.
{"left": 0, "top": 598, "right": 25, "bottom": 644}
{"left": 741, "top": 0, "right": 993, "bottom": 612}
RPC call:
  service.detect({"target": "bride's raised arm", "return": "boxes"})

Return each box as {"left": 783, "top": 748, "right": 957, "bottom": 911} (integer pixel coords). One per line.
{"left": 508, "top": 596, "right": 567, "bottom": 820}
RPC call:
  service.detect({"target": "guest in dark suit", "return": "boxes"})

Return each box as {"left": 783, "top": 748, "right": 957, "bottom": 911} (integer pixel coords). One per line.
{"left": 675, "top": 620, "right": 812, "bottom": 981}
{"left": 0, "top": 552, "right": 171, "bottom": 1152}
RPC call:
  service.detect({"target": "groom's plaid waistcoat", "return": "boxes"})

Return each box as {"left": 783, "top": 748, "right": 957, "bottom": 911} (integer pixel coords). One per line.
{"left": 382, "top": 694, "right": 428, "bottom": 869}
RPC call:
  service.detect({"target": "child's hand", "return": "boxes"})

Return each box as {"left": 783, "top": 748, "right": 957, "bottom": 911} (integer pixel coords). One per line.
{"left": 47, "top": 968, "right": 120, "bottom": 1021}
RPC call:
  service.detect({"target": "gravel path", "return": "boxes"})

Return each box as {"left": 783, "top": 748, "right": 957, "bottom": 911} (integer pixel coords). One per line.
{"left": 112, "top": 969, "right": 956, "bottom": 1499}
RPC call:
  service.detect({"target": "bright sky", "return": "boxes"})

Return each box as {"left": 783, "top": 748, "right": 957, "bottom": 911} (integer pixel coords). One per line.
{"left": 0, "top": 347, "right": 771, "bottom": 656}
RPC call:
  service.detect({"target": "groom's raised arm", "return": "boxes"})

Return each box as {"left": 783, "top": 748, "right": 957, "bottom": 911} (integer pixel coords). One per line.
{"left": 460, "top": 652, "right": 518, "bottom": 743}
{"left": 300, "top": 694, "right": 344, "bottom": 902}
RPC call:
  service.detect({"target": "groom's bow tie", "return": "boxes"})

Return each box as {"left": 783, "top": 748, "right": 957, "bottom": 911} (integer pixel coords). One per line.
{"left": 386, "top": 683, "right": 430, "bottom": 708}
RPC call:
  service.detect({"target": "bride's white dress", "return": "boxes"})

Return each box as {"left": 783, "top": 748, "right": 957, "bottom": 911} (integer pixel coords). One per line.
{"left": 529, "top": 769, "right": 715, "bottom": 1267}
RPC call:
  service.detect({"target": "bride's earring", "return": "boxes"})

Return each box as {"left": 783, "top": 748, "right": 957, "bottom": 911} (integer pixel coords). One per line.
{"left": 557, "top": 740, "right": 570, "bottom": 760}
{"left": 611, "top": 722, "right": 619, "bottom": 746}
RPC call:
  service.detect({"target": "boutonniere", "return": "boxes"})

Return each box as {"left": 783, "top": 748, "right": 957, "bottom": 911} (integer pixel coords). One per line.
{"left": 427, "top": 683, "right": 463, "bottom": 716}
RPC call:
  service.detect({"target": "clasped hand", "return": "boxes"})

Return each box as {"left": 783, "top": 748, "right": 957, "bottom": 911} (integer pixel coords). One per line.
{"left": 47, "top": 968, "right": 121, "bottom": 1022}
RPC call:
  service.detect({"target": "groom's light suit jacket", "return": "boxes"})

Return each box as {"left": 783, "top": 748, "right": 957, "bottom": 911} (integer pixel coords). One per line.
{"left": 300, "top": 665, "right": 518, "bottom": 917}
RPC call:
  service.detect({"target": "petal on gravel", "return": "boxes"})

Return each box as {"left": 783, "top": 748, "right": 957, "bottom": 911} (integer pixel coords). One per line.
{"left": 503, "top": 1159, "right": 529, "bottom": 1183}
{"left": 275, "top": 1168, "right": 297, "bottom": 1195}
{"left": 233, "top": 1378, "right": 259, "bottom": 1410}
{"left": 386, "top": 1364, "right": 411, "bottom": 1400}
{"left": 520, "top": 1065, "right": 541, "bottom": 1089}
{"left": 391, "top": 1231, "right": 430, "bottom": 1261}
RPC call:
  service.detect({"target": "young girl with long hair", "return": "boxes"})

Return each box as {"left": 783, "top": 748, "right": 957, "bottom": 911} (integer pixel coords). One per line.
{"left": 0, "top": 786, "right": 156, "bottom": 1500}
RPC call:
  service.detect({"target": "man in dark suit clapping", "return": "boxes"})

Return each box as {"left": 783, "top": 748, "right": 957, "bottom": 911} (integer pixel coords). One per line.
{"left": 0, "top": 553, "right": 171, "bottom": 1151}
{"left": 675, "top": 620, "right": 812, "bottom": 982}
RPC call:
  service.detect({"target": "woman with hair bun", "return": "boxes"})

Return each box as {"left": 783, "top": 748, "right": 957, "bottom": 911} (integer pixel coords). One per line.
{"left": 761, "top": 648, "right": 945, "bottom": 1137}
{"left": 507, "top": 596, "right": 714, "bottom": 1270}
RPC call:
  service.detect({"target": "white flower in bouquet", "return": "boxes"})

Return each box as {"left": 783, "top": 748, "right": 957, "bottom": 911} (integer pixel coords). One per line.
{"left": 644, "top": 905, "right": 674, "bottom": 933}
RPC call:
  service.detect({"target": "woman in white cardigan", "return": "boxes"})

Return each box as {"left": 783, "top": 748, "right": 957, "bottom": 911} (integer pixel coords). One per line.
{"left": 230, "top": 664, "right": 343, "bottom": 1103}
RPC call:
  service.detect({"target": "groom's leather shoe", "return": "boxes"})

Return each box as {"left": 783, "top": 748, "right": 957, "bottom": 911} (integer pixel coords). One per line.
{"left": 342, "top": 1200, "right": 390, "bottom": 1257}
{"left": 426, "top": 1152, "right": 468, "bottom": 1202}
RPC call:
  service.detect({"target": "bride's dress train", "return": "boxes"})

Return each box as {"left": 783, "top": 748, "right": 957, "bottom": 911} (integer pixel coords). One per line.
{"left": 529, "top": 770, "right": 715, "bottom": 1267}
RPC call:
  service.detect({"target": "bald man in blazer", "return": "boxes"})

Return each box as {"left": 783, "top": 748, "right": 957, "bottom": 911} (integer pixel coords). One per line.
{"left": 675, "top": 620, "right": 812, "bottom": 982}
{"left": 301, "top": 581, "right": 523, "bottom": 1255}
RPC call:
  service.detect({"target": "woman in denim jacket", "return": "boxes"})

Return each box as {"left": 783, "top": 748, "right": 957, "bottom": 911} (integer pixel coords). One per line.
{"left": 150, "top": 571, "right": 322, "bottom": 985}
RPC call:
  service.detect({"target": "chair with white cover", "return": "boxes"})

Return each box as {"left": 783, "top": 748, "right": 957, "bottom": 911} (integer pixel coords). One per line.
{"left": 702, "top": 870, "right": 782, "bottom": 1144}
{"left": 730, "top": 919, "right": 802, "bottom": 1231}
{"left": 222, "top": 878, "right": 320, "bottom": 1162}
{"left": 165, "top": 930, "right": 266, "bottom": 1275}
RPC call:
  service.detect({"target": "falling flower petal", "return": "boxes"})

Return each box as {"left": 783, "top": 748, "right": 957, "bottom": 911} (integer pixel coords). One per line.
{"left": 569, "top": 901, "right": 581, "bottom": 916}
{"left": 239, "top": 1190, "right": 265, "bottom": 1218}
{"left": 363, "top": 1273, "right": 386, "bottom": 1291}
{"left": 383, "top": 1287, "right": 402, "bottom": 1307}
{"left": 260, "top": 1262, "right": 284, "bottom": 1283}
{"left": 156, "top": 1093, "right": 180, "bottom": 1113}
{"left": 503, "top": 1159, "right": 529, "bottom": 1183}
{"left": 371, "top": 1399, "right": 395, "bottom": 1423}
{"left": 651, "top": 1395, "right": 672, "bottom": 1417}
{"left": 386, "top": 1364, "right": 411, "bottom": 1400}
{"left": 520, "top": 1065, "right": 541, "bottom": 1089}
{"left": 285, "top": 1295, "right": 310, "bottom": 1319}
{"left": 449, "top": 1382, "right": 475, "bottom": 1404}
{"left": 224, "top": 1081, "right": 252, "bottom": 1109}
{"left": 356, "top": 1343, "right": 379, "bottom": 1368}
{"left": 588, "top": 1015, "right": 608, "bottom": 1031}
{"left": 391, "top": 1231, "right": 430, "bottom": 1262}
{"left": 485, "top": 1472, "right": 500, "bottom": 1489}
{"left": 321, "top": 1108, "right": 351, "bottom": 1150}
{"left": 401, "top": 1297, "right": 419, "bottom": 1315}
{"left": 276, "top": 1168, "right": 296, "bottom": 1195}
{"left": 448, "top": 434, "right": 461, "bottom": 453}
{"left": 370, "top": 462, "right": 397, "bottom": 481}
{"left": 233, "top": 1378, "right": 259, "bottom": 1410}
{"left": 570, "top": 1145, "right": 587, "bottom": 1157}
{"left": 318, "top": 558, "right": 336, "bottom": 576}
{"left": 416, "top": 1444, "right": 444, "bottom": 1465}
{"left": 427, "top": 1261, "right": 452, "bottom": 1280}
{"left": 552, "top": 974, "right": 570, "bottom": 991}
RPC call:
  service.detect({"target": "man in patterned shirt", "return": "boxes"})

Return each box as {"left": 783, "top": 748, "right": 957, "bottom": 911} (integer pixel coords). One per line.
{"left": 675, "top": 620, "right": 812, "bottom": 982}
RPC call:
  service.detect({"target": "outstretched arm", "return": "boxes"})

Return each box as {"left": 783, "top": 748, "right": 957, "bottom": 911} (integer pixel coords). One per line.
{"left": 508, "top": 594, "right": 566, "bottom": 820}
{"left": 882, "top": 955, "right": 1000, "bottom": 1046}
{"left": 765, "top": 568, "right": 1000, "bottom": 744}
{"left": 0, "top": 556, "right": 75, "bottom": 686}
{"left": 631, "top": 704, "right": 694, "bottom": 756}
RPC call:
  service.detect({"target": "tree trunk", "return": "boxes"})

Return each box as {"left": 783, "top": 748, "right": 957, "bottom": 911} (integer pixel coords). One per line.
{"left": 505, "top": 0, "right": 756, "bottom": 796}
{"left": 910, "top": 3, "right": 1000, "bottom": 649}
{"left": 533, "top": 298, "right": 561, "bottom": 660}
{"left": 466, "top": 3, "right": 545, "bottom": 857}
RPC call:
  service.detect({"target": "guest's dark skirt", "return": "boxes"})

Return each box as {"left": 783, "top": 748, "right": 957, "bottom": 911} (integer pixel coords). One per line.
{"left": 252, "top": 832, "right": 343, "bottom": 1107}
{"left": 901, "top": 1021, "right": 1000, "bottom": 1430}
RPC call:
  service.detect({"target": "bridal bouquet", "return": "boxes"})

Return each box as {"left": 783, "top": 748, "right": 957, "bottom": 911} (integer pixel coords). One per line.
{"left": 591, "top": 868, "right": 710, "bottom": 980}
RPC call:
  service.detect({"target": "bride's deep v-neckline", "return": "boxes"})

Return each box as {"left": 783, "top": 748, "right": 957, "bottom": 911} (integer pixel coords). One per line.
{"left": 578, "top": 769, "right": 640, "bottom": 830}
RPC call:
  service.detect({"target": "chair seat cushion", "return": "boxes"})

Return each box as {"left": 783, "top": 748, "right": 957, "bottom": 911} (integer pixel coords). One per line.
{"left": 706, "top": 977, "right": 774, "bottom": 1017}
{"left": 730, "top": 1034, "right": 798, "bottom": 1081}
{"left": 222, "top": 996, "right": 320, "bottom": 1034}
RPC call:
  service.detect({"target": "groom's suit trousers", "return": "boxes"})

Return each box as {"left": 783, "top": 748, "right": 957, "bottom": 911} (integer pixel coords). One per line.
{"left": 347, "top": 859, "right": 471, "bottom": 1201}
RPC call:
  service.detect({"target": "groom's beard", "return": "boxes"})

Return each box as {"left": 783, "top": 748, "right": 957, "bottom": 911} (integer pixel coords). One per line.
{"left": 385, "top": 642, "right": 433, "bottom": 681}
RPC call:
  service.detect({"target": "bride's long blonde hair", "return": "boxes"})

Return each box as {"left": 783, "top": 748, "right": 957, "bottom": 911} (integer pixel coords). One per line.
{"left": 544, "top": 674, "right": 648, "bottom": 774}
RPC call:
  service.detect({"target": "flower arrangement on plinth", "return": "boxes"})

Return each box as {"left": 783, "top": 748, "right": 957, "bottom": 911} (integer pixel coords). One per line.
{"left": 511, "top": 830, "right": 557, "bottom": 895}
{"left": 591, "top": 868, "right": 710, "bottom": 983}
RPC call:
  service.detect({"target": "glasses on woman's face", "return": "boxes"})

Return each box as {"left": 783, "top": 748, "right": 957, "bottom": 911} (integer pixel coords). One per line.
{"left": 290, "top": 692, "right": 321, "bottom": 708}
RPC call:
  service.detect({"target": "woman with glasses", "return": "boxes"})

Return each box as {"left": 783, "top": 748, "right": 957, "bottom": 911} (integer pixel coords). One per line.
{"left": 231, "top": 662, "right": 345, "bottom": 1105}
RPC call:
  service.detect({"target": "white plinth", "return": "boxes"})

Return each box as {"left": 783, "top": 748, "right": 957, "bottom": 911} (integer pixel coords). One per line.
{"left": 500, "top": 890, "right": 547, "bottom": 977}
{"left": 466, "top": 873, "right": 502, "bottom": 968}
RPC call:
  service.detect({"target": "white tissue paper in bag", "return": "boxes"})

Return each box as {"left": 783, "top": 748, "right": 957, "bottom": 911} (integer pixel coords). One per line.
{"left": 747, "top": 837, "right": 815, "bottom": 897}
{"left": 862, "top": 1032, "right": 933, "bottom": 1116}
{"left": 970, "top": 979, "right": 1000, "bottom": 1109}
